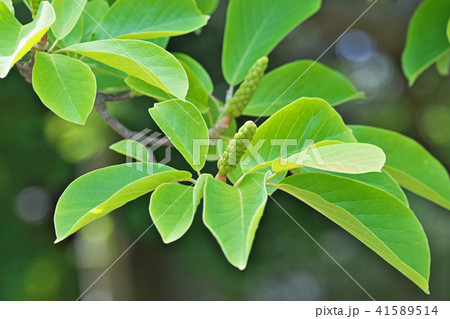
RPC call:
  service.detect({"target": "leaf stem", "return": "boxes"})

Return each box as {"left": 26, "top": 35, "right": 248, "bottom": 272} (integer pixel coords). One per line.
{"left": 48, "top": 39, "right": 60, "bottom": 53}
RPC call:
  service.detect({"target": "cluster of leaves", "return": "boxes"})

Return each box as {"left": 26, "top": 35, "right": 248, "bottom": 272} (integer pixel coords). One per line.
{"left": 1, "top": 0, "right": 449, "bottom": 294}
{"left": 402, "top": 0, "right": 450, "bottom": 85}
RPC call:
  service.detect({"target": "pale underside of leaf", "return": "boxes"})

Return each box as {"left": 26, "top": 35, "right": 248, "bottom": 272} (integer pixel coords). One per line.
{"left": 274, "top": 173, "right": 430, "bottom": 293}
{"left": 54, "top": 163, "right": 191, "bottom": 242}
{"left": 0, "top": 1, "right": 55, "bottom": 78}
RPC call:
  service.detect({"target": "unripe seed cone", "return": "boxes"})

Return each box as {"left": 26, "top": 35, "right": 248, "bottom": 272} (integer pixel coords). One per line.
{"left": 217, "top": 121, "right": 257, "bottom": 175}
{"left": 226, "top": 56, "right": 268, "bottom": 118}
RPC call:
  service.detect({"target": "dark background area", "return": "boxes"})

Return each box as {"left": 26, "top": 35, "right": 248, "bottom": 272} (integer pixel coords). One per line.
{"left": 0, "top": 0, "right": 449, "bottom": 300}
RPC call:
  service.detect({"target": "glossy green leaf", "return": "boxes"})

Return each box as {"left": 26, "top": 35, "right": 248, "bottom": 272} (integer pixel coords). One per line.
{"left": 271, "top": 143, "right": 385, "bottom": 174}
{"left": 195, "top": 0, "right": 219, "bottom": 15}
{"left": 54, "top": 163, "right": 192, "bottom": 242}
{"left": 174, "top": 53, "right": 213, "bottom": 94}
{"left": 239, "top": 97, "right": 356, "bottom": 174}
{"left": 93, "top": 0, "right": 209, "bottom": 40}
{"left": 274, "top": 173, "right": 430, "bottom": 293}
{"left": 402, "top": 0, "right": 450, "bottom": 85}
{"left": 222, "top": 0, "right": 321, "bottom": 84}
{"left": 203, "top": 172, "right": 268, "bottom": 269}
{"left": 295, "top": 167, "right": 409, "bottom": 206}
{"left": 81, "top": 0, "right": 109, "bottom": 42}
{"left": 350, "top": 125, "right": 450, "bottom": 210}
{"left": 149, "top": 99, "right": 209, "bottom": 171}
{"left": 244, "top": 60, "right": 364, "bottom": 116}
{"left": 0, "top": 1, "right": 55, "bottom": 78}
{"left": 150, "top": 183, "right": 196, "bottom": 243}
{"left": 32, "top": 52, "right": 96, "bottom": 125}
{"left": 1, "top": 0, "right": 13, "bottom": 13}
{"left": 51, "top": 0, "right": 87, "bottom": 40}
{"left": 109, "top": 140, "right": 151, "bottom": 162}
{"left": 62, "top": 39, "right": 188, "bottom": 100}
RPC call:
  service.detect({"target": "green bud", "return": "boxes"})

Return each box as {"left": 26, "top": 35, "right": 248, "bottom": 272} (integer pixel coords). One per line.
{"left": 226, "top": 56, "right": 269, "bottom": 118}
{"left": 30, "top": 0, "right": 44, "bottom": 18}
{"left": 217, "top": 121, "right": 257, "bottom": 175}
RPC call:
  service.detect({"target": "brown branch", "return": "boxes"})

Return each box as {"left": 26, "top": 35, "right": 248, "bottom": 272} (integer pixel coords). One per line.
{"left": 94, "top": 93, "right": 173, "bottom": 148}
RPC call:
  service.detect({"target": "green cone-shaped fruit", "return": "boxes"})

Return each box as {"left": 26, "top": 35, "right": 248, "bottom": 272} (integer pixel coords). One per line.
{"left": 217, "top": 121, "right": 257, "bottom": 175}
{"left": 226, "top": 56, "right": 268, "bottom": 118}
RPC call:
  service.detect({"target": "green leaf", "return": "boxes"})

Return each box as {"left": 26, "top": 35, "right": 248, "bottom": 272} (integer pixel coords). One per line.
{"left": 32, "top": 52, "right": 96, "bottom": 125}
{"left": 447, "top": 18, "right": 450, "bottom": 42}
{"left": 93, "top": 0, "right": 209, "bottom": 40}
{"left": 402, "top": 0, "right": 450, "bottom": 85}
{"left": 109, "top": 140, "right": 151, "bottom": 162}
{"left": 149, "top": 99, "right": 209, "bottom": 171}
{"left": 436, "top": 50, "right": 450, "bottom": 76}
{"left": 349, "top": 125, "right": 450, "bottom": 210}
{"left": 125, "top": 76, "right": 171, "bottom": 101}
{"left": 203, "top": 172, "right": 268, "bottom": 269}
{"left": 62, "top": 39, "right": 188, "bottom": 100}
{"left": 239, "top": 97, "right": 356, "bottom": 174}
{"left": 86, "top": 58, "right": 128, "bottom": 94}
{"left": 1, "top": 0, "right": 13, "bottom": 13}
{"left": 147, "top": 37, "right": 170, "bottom": 49}
{"left": 150, "top": 183, "right": 196, "bottom": 243}
{"left": 179, "top": 59, "right": 209, "bottom": 113}
{"left": 222, "top": 0, "right": 321, "bottom": 84}
{"left": 295, "top": 167, "right": 409, "bottom": 206}
{"left": 244, "top": 60, "right": 364, "bottom": 116}
{"left": 271, "top": 143, "right": 385, "bottom": 174}
{"left": 174, "top": 53, "right": 213, "bottom": 94}
{"left": 81, "top": 0, "right": 109, "bottom": 42}
{"left": 195, "top": 0, "right": 219, "bottom": 15}
{"left": 0, "top": 1, "right": 55, "bottom": 78}
{"left": 54, "top": 163, "right": 192, "bottom": 243}
{"left": 275, "top": 173, "right": 430, "bottom": 293}
{"left": 194, "top": 173, "right": 212, "bottom": 206}
{"left": 51, "top": 0, "right": 87, "bottom": 40}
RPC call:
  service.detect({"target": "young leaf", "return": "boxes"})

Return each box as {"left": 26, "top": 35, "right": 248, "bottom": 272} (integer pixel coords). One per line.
{"left": 174, "top": 53, "right": 213, "bottom": 94}
{"left": 244, "top": 60, "right": 364, "bottom": 116}
{"left": 109, "top": 140, "right": 151, "bottom": 162}
{"left": 275, "top": 173, "right": 430, "bottom": 293}
{"left": 203, "top": 172, "right": 268, "bottom": 270}
{"left": 62, "top": 40, "right": 188, "bottom": 100}
{"left": 51, "top": 0, "right": 87, "bottom": 40}
{"left": 150, "top": 184, "right": 196, "bottom": 244}
{"left": 32, "top": 52, "right": 96, "bottom": 125}
{"left": 93, "top": 0, "right": 209, "bottom": 40}
{"left": 349, "top": 125, "right": 450, "bottom": 210}
{"left": 149, "top": 99, "right": 209, "bottom": 171}
{"left": 271, "top": 143, "right": 385, "bottom": 174}
{"left": 0, "top": 1, "right": 55, "bottom": 78}
{"left": 239, "top": 97, "right": 356, "bottom": 174}
{"left": 54, "top": 163, "right": 192, "bottom": 243}
{"left": 222, "top": 0, "right": 321, "bottom": 84}
{"left": 81, "top": 0, "right": 109, "bottom": 42}
{"left": 402, "top": 0, "right": 450, "bottom": 85}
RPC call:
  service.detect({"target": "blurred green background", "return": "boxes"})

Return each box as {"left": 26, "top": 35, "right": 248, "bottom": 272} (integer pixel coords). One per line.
{"left": 0, "top": 0, "right": 449, "bottom": 301}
